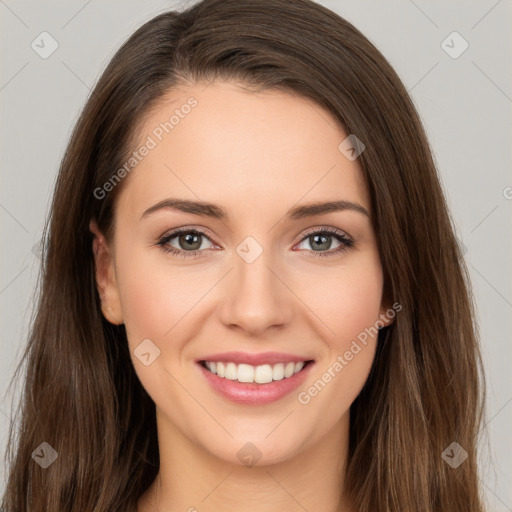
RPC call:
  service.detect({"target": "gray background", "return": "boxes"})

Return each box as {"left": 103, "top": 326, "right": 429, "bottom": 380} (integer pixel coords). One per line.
{"left": 1, "top": 0, "right": 511, "bottom": 509}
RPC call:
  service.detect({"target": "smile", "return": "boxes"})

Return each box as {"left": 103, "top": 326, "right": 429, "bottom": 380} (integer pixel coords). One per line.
{"left": 201, "top": 360, "right": 309, "bottom": 383}
{"left": 197, "top": 355, "right": 315, "bottom": 405}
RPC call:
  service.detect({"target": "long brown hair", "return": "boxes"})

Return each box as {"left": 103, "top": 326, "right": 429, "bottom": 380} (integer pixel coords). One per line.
{"left": 1, "top": 0, "right": 487, "bottom": 510}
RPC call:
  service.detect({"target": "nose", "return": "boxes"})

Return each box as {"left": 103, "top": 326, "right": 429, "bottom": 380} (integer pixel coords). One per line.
{"left": 218, "top": 243, "right": 294, "bottom": 336}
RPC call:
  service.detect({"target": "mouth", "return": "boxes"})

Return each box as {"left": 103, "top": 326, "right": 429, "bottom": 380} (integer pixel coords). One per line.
{"left": 196, "top": 353, "right": 315, "bottom": 405}
{"left": 199, "top": 359, "right": 314, "bottom": 384}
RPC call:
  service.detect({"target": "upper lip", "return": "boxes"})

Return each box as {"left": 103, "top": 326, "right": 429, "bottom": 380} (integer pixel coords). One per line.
{"left": 197, "top": 351, "right": 314, "bottom": 366}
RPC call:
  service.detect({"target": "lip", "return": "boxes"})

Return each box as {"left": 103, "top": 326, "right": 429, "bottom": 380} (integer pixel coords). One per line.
{"left": 196, "top": 351, "right": 313, "bottom": 366}
{"left": 197, "top": 359, "right": 315, "bottom": 405}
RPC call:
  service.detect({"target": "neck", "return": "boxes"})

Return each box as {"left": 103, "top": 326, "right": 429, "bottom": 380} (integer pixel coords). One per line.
{"left": 138, "top": 408, "right": 354, "bottom": 512}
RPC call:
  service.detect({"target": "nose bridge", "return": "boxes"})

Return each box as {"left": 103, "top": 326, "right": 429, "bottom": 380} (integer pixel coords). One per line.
{"left": 219, "top": 234, "right": 292, "bottom": 333}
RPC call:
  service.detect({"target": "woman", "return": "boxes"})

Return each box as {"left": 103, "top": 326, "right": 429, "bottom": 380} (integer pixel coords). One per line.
{"left": 1, "top": 0, "right": 487, "bottom": 510}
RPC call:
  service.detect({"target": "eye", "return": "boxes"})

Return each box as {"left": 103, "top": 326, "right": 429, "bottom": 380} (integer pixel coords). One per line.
{"left": 294, "top": 227, "right": 354, "bottom": 258}
{"left": 156, "top": 228, "right": 216, "bottom": 258}
{"left": 156, "top": 226, "right": 354, "bottom": 259}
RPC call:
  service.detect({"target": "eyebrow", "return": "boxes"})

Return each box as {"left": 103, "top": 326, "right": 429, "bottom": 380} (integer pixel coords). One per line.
{"left": 140, "top": 198, "right": 369, "bottom": 221}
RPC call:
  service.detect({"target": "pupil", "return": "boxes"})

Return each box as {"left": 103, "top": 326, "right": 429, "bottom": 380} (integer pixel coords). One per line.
{"left": 311, "top": 234, "right": 331, "bottom": 251}
{"left": 180, "top": 233, "right": 201, "bottom": 250}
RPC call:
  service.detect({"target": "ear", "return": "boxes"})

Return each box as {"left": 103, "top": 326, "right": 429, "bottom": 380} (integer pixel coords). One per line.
{"left": 377, "top": 294, "right": 399, "bottom": 329}
{"left": 89, "top": 220, "right": 124, "bottom": 325}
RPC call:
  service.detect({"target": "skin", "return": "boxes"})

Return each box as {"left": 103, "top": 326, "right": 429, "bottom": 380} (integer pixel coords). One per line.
{"left": 90, "top": 80, "right": 394, "bottom": 512}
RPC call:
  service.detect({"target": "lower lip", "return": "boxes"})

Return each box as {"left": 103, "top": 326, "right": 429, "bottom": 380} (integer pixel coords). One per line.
{"left": 198, "top": 362, "right": 314, "bottom": 405}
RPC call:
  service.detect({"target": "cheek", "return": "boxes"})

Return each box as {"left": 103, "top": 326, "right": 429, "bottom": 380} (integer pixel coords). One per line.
{"left": 117, "top": 267, "right": 172, "bottom": 347}
{"left": 292, "top": 253, "right": 383, "bottom": 413}
{"left": 113, "top": 246, "right": 204, "bottom": 408}
{"left": 115, "top": 245, "right": 202, "bottom": 348}
{"left": 296, "top": 251, "right": 385, "bottom": 346}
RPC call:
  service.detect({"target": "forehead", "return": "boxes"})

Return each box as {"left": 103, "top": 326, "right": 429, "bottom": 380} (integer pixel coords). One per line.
{"left": 116, "top": 80, "right": 370, "bottom": 221}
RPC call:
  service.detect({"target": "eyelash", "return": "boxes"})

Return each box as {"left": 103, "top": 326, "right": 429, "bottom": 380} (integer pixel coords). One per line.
{"left": 156, "top": 226, "right": 354, "bottom": 259}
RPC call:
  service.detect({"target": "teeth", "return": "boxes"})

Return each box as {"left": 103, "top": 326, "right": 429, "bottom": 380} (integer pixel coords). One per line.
{"left": 237, "top": 364, "right": 255, "bottom": 383}
{"left": 254, "top": 364, "right": 273, "bottom": 384}
{"left": 272, "top": 363, "right": 284, "bottom": 381}
{"left": 203, "top": 360, "right": 308, "bottom": 383}
{"left": 225, "top": 362, "right": 237, "bottom": 380}
{"left": 284, "top": 362, "right": 295, "bottom": 378}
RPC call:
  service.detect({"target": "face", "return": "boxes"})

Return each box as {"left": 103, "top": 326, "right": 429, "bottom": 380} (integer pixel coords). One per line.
{"left": 91, "top": 80, "right": 393, "bottom": 466}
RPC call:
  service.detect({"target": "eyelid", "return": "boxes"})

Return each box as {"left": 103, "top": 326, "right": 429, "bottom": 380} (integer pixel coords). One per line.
{"left": 298, "top": 225, "right": 353, "bottom": 241}
{"left": 157, "top": 224, "right": 353, "bottom": 243}
{"left": 156, "top": 225, "right": 354, "bottom": 258}
{"left": 157, "top": 226, "right": 219, "bottom": 251}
